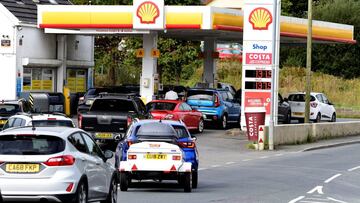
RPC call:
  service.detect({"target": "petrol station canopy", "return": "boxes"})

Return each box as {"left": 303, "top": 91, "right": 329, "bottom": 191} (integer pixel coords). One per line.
{"left": 37, "top": 5, "right": 355, "bottom": 44}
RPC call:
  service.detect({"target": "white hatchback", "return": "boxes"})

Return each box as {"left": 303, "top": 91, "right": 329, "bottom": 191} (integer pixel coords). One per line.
{"left": 287, "top": 92, "right": 336, "bottom": 123}
{"left": 0, "top": 127, "right": 117, "bottom": 203}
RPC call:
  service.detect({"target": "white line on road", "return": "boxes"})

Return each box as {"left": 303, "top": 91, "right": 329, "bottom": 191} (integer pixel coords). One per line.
{"left": 242, "top": 159, "right": 252, "bottom": 162}
{"left": 306, "top": 198, "right": 329, "bottom": 201}
{"left": 198, "top": 168, "right": 207, "bottom": 171}
{"left": 288, "top": 196, "right": 305, "bottom": 203}
{"left": 275, "top": 153, "right": 283, "bottom": 156}
{"left": 324, "top": 173, "right": 342, "bottom": 183}
{"left": 226, "top": 162, "right": 235, "bottom": 165}
{"left": 211, "top": 165, "right": 220, "bottom": 168}
{"left": 347, "top": 165, "right": 360, "bottom": 172}
{"left": 300, "top": 201, "right": 328, "bottom": 203}
{"left": 327, "top": 197, "right": 348, "bottom": 203}
{"left": 307, "top": 186, "right": 324, "bottom": 194}
{"left": 260, "top": 156, "right": 269, "bottom": 159}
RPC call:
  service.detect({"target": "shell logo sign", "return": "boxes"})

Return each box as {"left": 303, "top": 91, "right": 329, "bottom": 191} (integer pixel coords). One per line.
{"left": 249, "top": 7, "right": 273, "bottom": 30}
{"left": 136, "top": 1, "right": 160, "bottom": 24}
{"left": 133, "top": 0, "right": 164, "bottom": 29}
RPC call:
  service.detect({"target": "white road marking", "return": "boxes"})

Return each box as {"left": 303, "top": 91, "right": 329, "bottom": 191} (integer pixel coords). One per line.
{"left": 347, "top": 165, "right": 360, "bottom": 172}
{"left": 324, "top": 173, "right": 342, "bottom": 183}
{"left": 242, "top": 159, "right": 252, "bottom": 162}
{"left": 307, "top": 186, "right": 324, "bottom": 194}
{"left": 211, "top": 165, "right": 220, "bottom": 168}
{"left": 198, "top": 168, "right": 207, "bottom": 171}
{"left": 260, "top": 156, "right": 269, "bottom": 159}
{"left": 300, "top": 201, "right": 328, "bottom": 203}
{"left": 288, "top": 196, "right": 305, "bottom": 203}
{"left": 306, "top": 198, "right": 328, "bottom": 201}
{"left": 226, "top": 162, "right": 235, "bottom": 165}
{"left": 327, "top": 197, "right": 348, "bottom": 203}
{"left": 275, "top": 153, "right": 284, "bottom": 156}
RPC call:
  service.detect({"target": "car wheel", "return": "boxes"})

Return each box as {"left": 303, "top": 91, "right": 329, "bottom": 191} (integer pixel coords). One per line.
{"left": 315, "top": 113, "right": 321, "bottom": 123}
{"left": 197, "top": 119, "right": 204, "bottom": 133}
{"left": 101, "top": 177, "right": 118, "bottom": 203}
{"left": 73, "top": 181, "right": 87, "bottom": 203}
{"left": 219, "top": 115, "right": 228, "bottom": 129}
{"left": 119, "top": 172, "right": 129, "bottom": 192}
{"left": 192, "top": 170, "right": 198, "bottom": 189}
{"left": 331, "top": 113, "right": 336, "bottom": 122}
{"left": 183, "top": 173, "right": 192, "bottom": 193}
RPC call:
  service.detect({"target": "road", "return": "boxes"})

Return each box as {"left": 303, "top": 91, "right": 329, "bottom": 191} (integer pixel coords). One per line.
{"left": 116, "top": 129, "right": 360, "bottom": 203}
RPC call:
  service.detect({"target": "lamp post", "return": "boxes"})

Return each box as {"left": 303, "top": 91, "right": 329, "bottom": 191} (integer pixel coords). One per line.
{"left": 305, "top": 0, "right": 313, "bottom": 123}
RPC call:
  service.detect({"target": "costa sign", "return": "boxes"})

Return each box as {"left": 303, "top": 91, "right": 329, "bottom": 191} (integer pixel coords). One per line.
{"left": 133, "top": 0, "right": 164, "bottom": 29}
{"left": 245, "top": 53, "right": 272, "bottom": 65}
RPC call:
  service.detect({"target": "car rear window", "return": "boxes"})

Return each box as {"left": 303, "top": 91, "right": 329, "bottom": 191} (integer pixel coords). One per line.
{"left": 90, "top": 99, "right": 135, "bottom": 112}
{"left": 187, "top": 90, "right": 214, "bottom": 101}
{"left": 172, "top": 125, "right": 190, "bottom": 139}
{"left": 0, "top": 135, "right": 65, "bottom": 155}
{"left": 147, "top": 102, "right": 176, "bottom": 111}
{"left": 0, "top": 104, "right": 20, "bottom": 115}
{"left": 288, "top": 94, "right": 315, "bottom": 102}
{"left": 31, "top": 120, "right": 74, "bottom": 128}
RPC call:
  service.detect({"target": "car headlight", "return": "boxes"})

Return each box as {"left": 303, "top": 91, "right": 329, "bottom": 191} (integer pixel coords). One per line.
{"left": 164, "top": 114, "right": 174, "bottom": 120}
{"left": 85, "top": 99, "right": 94, "bottom": 106}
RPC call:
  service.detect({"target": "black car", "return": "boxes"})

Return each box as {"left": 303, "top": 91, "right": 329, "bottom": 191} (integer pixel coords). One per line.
{"left": 78, "top": 93, "right": 147, "bottom": 150}
{"left": 0, "top": 99, "right": 31, "bottom": 128}
{"left": 77, "top": 86, "right": 140, "bottom": 113}
{"left": 278, "top": 93, "right": 292, "bottom": 124}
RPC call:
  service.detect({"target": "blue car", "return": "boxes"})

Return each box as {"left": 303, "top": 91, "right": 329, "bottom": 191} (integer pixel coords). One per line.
{"left": 115, "top": 119, "right": 199, "bottom": 188}
{"left": 186, "top": 88, "right": 241, "bottom": 129}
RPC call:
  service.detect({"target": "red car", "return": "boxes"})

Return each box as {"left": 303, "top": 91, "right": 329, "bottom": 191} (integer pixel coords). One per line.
{"left": 146, "top": 100, "right": 204, "bottom": 133}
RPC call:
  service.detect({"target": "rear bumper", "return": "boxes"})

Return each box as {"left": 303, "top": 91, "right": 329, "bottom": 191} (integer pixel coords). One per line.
{"left": 1, "top": 194, "right": 76, "bottom": 203}
{"left": 119, "top": 161, "right": 192, "bottom": 173}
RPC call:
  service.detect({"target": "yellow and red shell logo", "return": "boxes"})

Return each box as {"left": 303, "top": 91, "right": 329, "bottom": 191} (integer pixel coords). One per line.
{"left": 136, "top": 1, "right": 160, "bottom": 24}
{"left": 249, "top": 7, "right": 273, "bottom": 30}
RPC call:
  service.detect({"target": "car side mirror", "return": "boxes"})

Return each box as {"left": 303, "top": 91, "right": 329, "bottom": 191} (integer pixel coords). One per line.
{"left": 104, "top": 150, "right": 113, "bottom": 160}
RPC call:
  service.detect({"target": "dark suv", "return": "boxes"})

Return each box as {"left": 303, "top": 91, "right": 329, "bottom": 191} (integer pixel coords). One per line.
{"left": 186, "top": 88, "right": 241, "bottom": 129}
{"left": 0, "top": 99, "right": 31, "bottom": 128}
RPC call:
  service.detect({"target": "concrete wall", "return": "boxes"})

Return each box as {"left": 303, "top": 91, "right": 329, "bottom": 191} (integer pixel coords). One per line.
{"left": 274, "top": 122, "right": 360, "bottom": 145}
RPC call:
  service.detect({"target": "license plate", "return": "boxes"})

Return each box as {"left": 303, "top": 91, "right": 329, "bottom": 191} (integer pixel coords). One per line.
{"left": 144, "top": 154, "right": 167, "bottom": 160}
{"left": 0, "top": 120, "right": 6, "bottom": 125}
{"left": 5, "top": 164, "right": 40, "bottom": 173}
{"left": 95, "top": 133, "right": 113, "bottom": 139}
{"left": 293, "top": 112, "right": 304, "bottom": 116}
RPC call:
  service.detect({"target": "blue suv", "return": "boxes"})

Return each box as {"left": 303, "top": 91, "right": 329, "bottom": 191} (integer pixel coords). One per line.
{"left": 186, "top": 88, "right": 241, "bottom": 129}
{"left": 115, "top": 119, "right": 199, "bottom": 188}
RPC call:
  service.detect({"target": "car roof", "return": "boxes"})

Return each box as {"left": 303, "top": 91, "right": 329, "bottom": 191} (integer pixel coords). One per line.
{"left": 149, "top": 100, "right": 182, "bottom": 104}
{"left": 132, "top": 119, "right": 186, "bottom": 127}
{"left": 0, "top": 126, "right": 79, "bottom": 138}
{"left": 8, "top": 113, "right": 72, "bottom": 121}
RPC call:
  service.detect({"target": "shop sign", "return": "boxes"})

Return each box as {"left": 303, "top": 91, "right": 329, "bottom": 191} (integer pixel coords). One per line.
{"left": 1, "top": 39, "right": 11, "bottom": 47}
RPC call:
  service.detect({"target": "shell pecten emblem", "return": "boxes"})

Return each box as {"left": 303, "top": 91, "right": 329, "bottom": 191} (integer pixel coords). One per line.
{"left": 249, "top": 7, "right": 273, "bottom": 30}
{"left": 136, "top": 1, "right": 160, "bottom": 24}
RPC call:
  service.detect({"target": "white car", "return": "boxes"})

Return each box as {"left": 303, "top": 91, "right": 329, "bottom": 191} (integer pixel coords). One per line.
{"left": 119, "top": 141, "right": 193, "bottom": 192}
{"left": 2, "top": 113, "right": 75, "bottom": 131}
{"left": 0, "top": 126, "right": 117, "bottom": 203}
{"left": 287, "top": 92, "right": 336, "bottom": 123}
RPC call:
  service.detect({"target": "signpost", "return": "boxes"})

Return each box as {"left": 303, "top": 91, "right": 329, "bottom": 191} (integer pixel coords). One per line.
{"left": 242, "top": 0, "right": 281, "bottom": 150}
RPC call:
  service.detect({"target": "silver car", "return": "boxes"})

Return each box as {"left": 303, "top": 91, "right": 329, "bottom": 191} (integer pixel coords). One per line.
{"left": 0, "top": 127, "right": 118, "bottom": 203}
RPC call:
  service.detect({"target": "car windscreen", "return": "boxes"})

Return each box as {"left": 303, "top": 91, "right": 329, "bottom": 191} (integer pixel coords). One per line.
{"left": 0, "top": 135, "right": 65, "bottom": 155}
{"left": 31, "top": 120, "right": 74, "bottom": 127}
{"left": 0, "top": 104, "right": 20, "bottom": 116}
{"left": 90, "top": 99, "right": 135, "bottom": 112}
{"left": 288, "top": 94, "right": 315, "bottom": 102}
{"left": 147, "top": 102, "right": 176, "bottom": 111}
{"left": 187, "top": 90, "right": 214, "bottom": 101}
{"left": 172, "top": 125, "right": 190, "bottom": 139}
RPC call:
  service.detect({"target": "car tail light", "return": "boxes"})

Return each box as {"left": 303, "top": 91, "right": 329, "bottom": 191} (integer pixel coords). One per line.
{"left": 66, "top": 183, "right": 74, "bottom": 192}
{"left": 127, "top": 117, "right": 132, "bottom": 127}
{"left": 47, "top": 118, "right": 57, "bottom": 120}
{"left": 310, "top": 102, "right": 318, "bottom": 108}
{"left": 127, "top": 140, "right": 134, "bottom": 146}
{"left": 178, "top": 141, "right": 196, "bottom": 148}
{"left": 214, "top": 94, "right": 220, "bottom": 107}
{"left": 172, "top": 155, "right": 181, "bottom": 161}
{"left": 44, "top": 155, "right": 75, "bottom": 166}
{"left": 0, "top": 161, "right": 3, "bottom": 165}
{"left": 164, "top": 114, "right": 174, "bottom": 120}
{"left": 128, "top": 154, "right": 137, "bottom": 160}
{"left": 78, "top": 114, "right": 83, "bottom": 129}
{"left": 79, "top": 97, "right": 85, "bottom": 103}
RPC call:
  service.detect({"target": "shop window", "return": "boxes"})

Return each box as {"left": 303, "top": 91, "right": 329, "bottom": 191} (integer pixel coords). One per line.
{"left": 67, "top": 69, "right": 87, "bottom": 93}
{"left": 23, "top": 68, "right": 55, "bottom": 92}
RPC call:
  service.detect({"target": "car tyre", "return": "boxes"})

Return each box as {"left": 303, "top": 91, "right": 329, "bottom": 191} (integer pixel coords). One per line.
{"left": 315, "top": 113, "right": 321, "bottom": 123}
{"left": 197, "top": 118, "right": 204, "bottom": 133}
{"left": 73, "top": 181, "right": 87, "bottom": 203}
{"left": 219, "top": 115, "right": 228, "bottom": 129}
{"left": 192, "top": 170, "right": 198, "bottom": 189}
{"left": 183, "top": 173, "right": 192, "bottom": 193}
{"left": 119, "top": 172, "right": 129, "bottom": 192}
{"left": 331, "top": 113, "right": 336, "bottom": 122}
{"left": 101, "top": 176, "right": 118, "bottom": 203}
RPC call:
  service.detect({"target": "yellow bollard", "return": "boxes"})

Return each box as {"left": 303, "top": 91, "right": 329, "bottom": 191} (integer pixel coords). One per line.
{"left": 63, "top": 87, "right": 71, "bottom": 116}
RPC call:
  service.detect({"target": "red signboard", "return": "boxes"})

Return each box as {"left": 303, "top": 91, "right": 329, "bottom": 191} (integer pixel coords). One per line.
{"left": 245, "top": 109, "right": 265, "bottom": 141}
{"left": 245, "top": 53, "right": 272, "bottom": 65}
{"left": 244, "top": 91, "right": 271, "bottom": 115}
